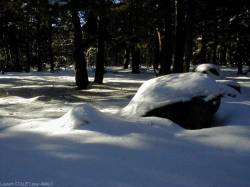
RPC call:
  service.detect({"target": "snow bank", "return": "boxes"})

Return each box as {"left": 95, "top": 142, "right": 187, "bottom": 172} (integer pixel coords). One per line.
{"left": 121, "top": 72, "right": 223, "bottom": 117}
{"left": 10, "top": 103, "right": 177, "bottom": 135}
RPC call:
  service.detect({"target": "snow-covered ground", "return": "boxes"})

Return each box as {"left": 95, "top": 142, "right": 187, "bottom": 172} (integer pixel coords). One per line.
{"left": 0, "top": 67, "right": 250, "bottom": 187}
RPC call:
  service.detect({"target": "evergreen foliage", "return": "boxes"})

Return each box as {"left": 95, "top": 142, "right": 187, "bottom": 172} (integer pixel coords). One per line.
{"left": 0, "top": 0, "right": 249, "bottom": 86}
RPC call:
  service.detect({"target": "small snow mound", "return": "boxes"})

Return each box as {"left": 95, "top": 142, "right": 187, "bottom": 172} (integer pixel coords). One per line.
{"left": 9, "top": 104, "right": 107, "bottom": 134}
{"left": 121, "top": 72, "right": 223, "bottom": 118}
{"left": 195, "top": 63, "right": 224, "bottom": 79}
{"left": 56, "top": 104, "right": 105, "bottom": 130}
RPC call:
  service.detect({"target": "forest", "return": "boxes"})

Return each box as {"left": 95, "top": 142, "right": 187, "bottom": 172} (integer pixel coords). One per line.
{"left": 1, "top": 1, "right": 250, "bottom": 186}
{"left": 0, "top": 0, "right": 249, "bottom": 89}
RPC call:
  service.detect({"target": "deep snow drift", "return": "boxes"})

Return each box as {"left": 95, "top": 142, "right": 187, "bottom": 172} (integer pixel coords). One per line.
{"left": 0, "top": 67, "right": 250, "bottom": 187}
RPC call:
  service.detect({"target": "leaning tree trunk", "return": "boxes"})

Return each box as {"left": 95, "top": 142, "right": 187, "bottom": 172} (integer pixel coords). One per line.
{"left": 235, "top": 33, "right": 243, "bottom": 75}
{"left": 48, "top": 15, "right": 54, "bottom": 73}
{"left": 183, "top": 0, "right": 195, "bottom": 72}
{"left": 94, "top": 16, "right": 106, "bottom": 84}
{"left": 173, "top": 0, "right": 185, "bottom": 73}
{"left": 200, "top": 19, "right": 208, "bottom": 64}
{"left": 220, "top": 13, "right": 228, "bottom": 66}
{"left": 24, "top": 14, "right": 31, "bottom": 72}
{"left": 3, "top": 47, "right": 11, "bottom": 74}
{"left": 71, "top": 3, "right": 89, "bottom": 89}
{"left": 153, "top": 28, "right": 161, "bottom": 72}
{"left": 228, "top": 40, "right": 234, "bottom": 66}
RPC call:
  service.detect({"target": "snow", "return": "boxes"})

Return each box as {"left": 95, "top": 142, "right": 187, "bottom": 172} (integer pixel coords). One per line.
{"left": 216, "top": 79, "right": 241, "bottom": 97}
{"left": 1, "top": 67, "right": 250, "bottom": 187}
{"left": 122, "top": 72, "right": 223, "bottom": 117}
{"left": 195, "top": 63, "right": 224, "bottom": 79}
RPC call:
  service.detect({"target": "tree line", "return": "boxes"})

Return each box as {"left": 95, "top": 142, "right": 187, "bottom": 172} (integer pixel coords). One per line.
{"left": 0, "top": 0, "right": 249, "bottom": 89}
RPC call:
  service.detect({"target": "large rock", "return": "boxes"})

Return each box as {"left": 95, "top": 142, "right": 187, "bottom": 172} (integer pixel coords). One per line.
{"left": 121, "top": 72, "right": 224, "bottom": 129}
{"left": 144, "top": 96, "right": 221, "bottom": 130}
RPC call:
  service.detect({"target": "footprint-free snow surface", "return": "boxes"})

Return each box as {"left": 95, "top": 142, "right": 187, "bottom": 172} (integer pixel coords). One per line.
{"left": 0, "top": 67, "right": 250, "bottom": 187}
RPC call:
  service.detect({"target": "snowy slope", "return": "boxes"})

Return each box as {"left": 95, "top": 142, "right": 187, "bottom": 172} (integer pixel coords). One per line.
{"left": 0, "top": 67, "right": 250, "bottom": 187}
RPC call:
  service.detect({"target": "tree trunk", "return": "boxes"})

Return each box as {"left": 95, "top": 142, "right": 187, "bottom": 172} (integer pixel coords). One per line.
{"left": 1, "top": 48, "right": 8, "bottom": 74}
{"left": 13, "top": 46, "right": 21, "bottom": 72}
{"left": 248, "top": 59, "right": 250, "bottom": 72}
{"left": 71, "top": 3, "right": 89, "bottom": 89}
{"left": 159, "top": 0, "right": 173, "bottom": 75}
{"left": 237, "top": 61, "right": 243, "bottom": 75}
{"left": 94, "top": 16, "right": 106, "bottom": 84}
{"left": 36, "top": 16, "right": 43, "bottom": 72}
{"left": 228, "top": 40, "right": 233, "bottom": 66}
{"left": 48, "top": 15, "right": 54, "bottom": 73}
{"left": 4, "top": 47, "right": 11, "bottom": 73}
{"left": 220, "top": 45, "right": 227, "bottom": 66}
{"left": 124, "top": 47, "right": 130, "bottom": 69}
{"left": 25, "top": 23, "right": 31, "bottom": 73}
{"left": 153, "top": 28, "right": 161, "bottom": 71}
{"left": 173, "top": 0, "right": 185, "bottom": 73}
{"left": 184, "top": 0, "right": 195, "bottom": 72}
{"left": 212, "top": 15, "right": 218, "bottom": 65}
{"left": 25, "top": 41, "right": 31, "bottom": 72}
{"left": 131, "top": 45, "right": 140, "bottom": 74}
{"left": 0, "top": 59, "right": 3, "bottom": 74}
{"left": 200, "top": 19, "right": 208, "bottom": 64}
{"left": 236, "top": 42, "right": 243, "bottom": 75}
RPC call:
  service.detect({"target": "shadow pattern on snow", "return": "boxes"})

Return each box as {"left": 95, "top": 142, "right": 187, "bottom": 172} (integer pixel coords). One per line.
{"left": 1, "top": 103, "right": 250, "bottom": 187}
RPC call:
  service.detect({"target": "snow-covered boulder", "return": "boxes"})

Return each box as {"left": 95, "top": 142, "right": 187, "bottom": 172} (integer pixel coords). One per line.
{"left": 195, "top": 64, "right": 224, "bottom": 80}
{"left": 121, "top": 72, "right": 223, "bottom": 129}
{"left": 195, "top": 64, "right": 241, "bottom": 97}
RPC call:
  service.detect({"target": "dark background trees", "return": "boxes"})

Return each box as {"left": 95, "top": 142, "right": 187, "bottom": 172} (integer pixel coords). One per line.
{"left": 0, "top": 0, "right": 249, "bottom": 88}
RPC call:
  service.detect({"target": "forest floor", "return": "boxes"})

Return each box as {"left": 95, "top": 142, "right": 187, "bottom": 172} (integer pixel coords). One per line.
{"left": 0, "top": 67, "right": 250, "bottom": 187}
